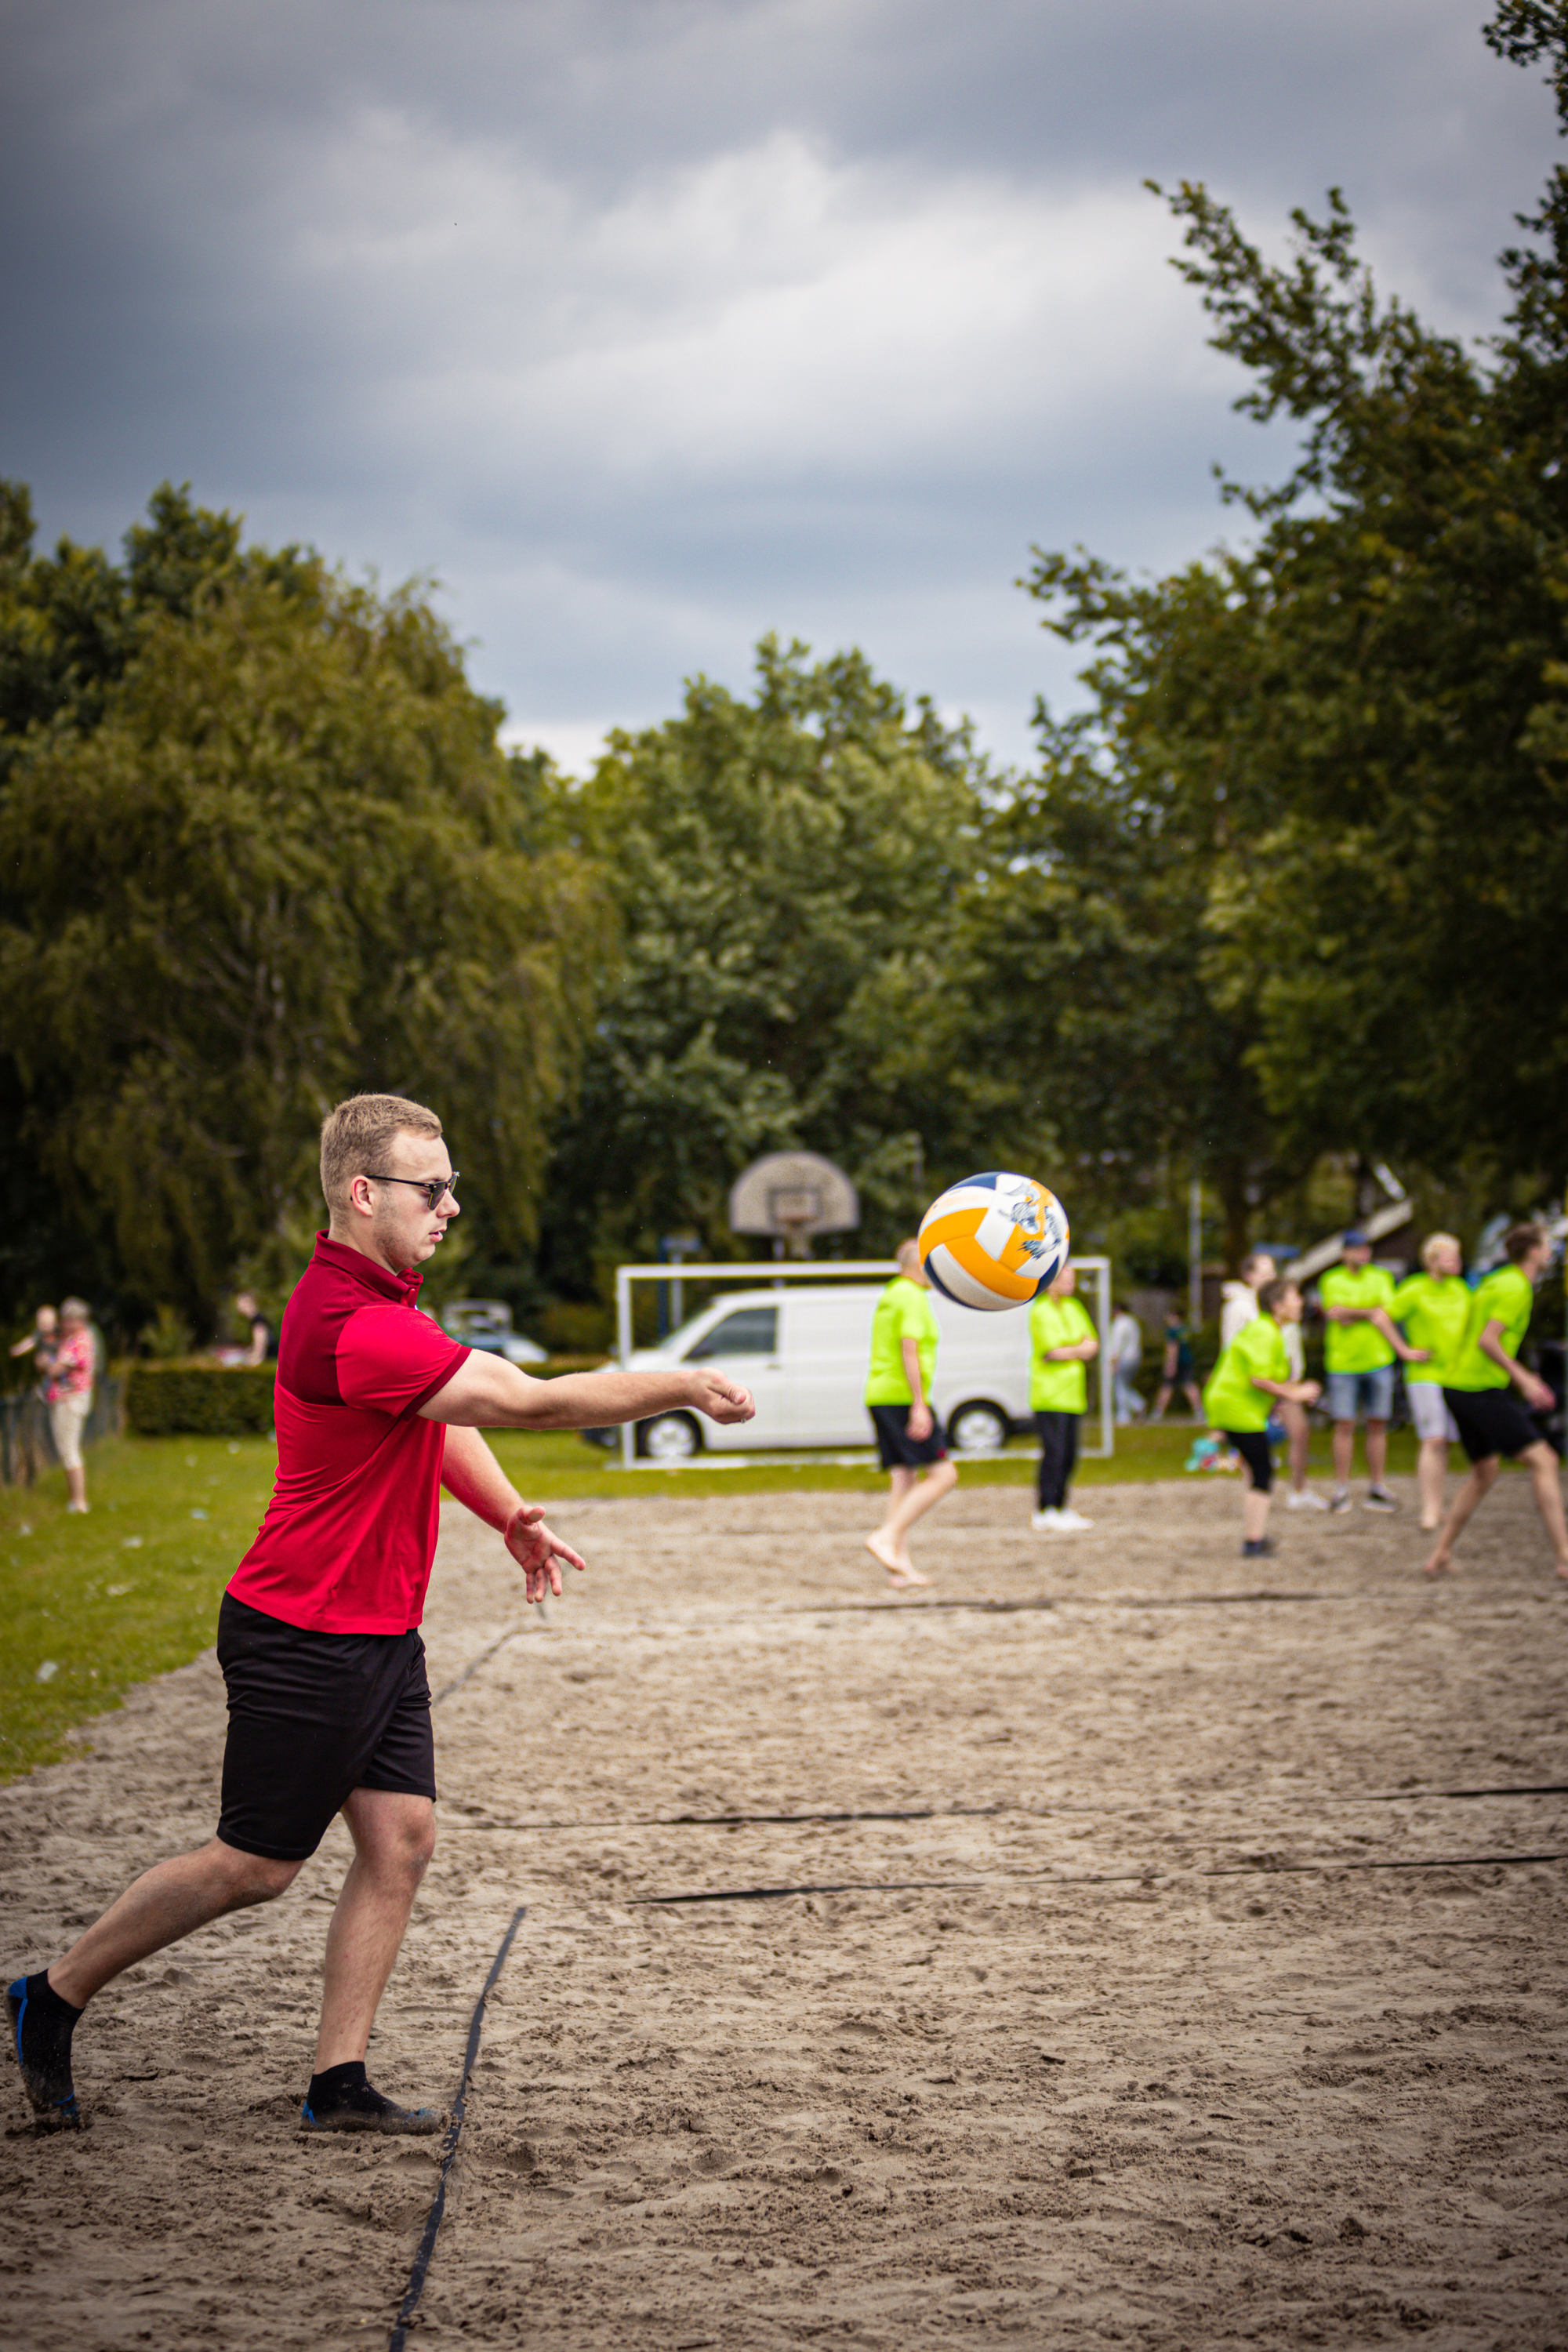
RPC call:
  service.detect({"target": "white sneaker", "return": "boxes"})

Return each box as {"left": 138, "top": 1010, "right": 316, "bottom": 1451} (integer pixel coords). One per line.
{"left": 1054, "top": 1508, "right": 1094, "bottom": 1530}
{"left": 1031, "top": 1508, "right": 1065, "bottom": 1533}
{"left": 66, "top": 1500, "right": 89, "bottom": 1515}
{"left": 1285, "top": 1490, "right": 1329, "bottom": 1512}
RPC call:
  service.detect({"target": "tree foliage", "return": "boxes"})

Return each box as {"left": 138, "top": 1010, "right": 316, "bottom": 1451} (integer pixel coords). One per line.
{"left": 0, "top": 485, "right": 604, "bottom": 1334}
{"left": 1007, "top": 2, "right": 1568, "bottom": 1236}
{"left": 531, "top": 637, "right": 994, "bottom": 1291}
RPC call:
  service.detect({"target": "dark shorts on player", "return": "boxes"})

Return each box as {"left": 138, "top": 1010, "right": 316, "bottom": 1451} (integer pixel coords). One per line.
{"left": 216, "top": 1593, "right": 437, "bottom": 1861}
{"left": 869, "top": 1403, "right": 948, "bottom": 1472}
{"left": 1442, "top": 1386, "right": 1543, "bottom": 1467}
{"left": 1221, "top": 1428, "right": 1274, "bottom": 1493}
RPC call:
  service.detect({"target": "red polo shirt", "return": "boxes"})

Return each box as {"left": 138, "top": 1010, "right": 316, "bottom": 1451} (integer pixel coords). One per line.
{"left": 227, "top": 1234, "right": 470, "bottom": 1635}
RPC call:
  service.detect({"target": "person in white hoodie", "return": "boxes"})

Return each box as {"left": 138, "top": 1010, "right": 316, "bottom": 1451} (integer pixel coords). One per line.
{"left": 1220, "top": 1251, "right": 1324, "bottom": 1510}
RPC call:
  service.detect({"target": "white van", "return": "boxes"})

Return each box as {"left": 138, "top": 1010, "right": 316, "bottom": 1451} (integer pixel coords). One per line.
{"left": 601, "top": 1277, "right": 1103, "bottom": 1460}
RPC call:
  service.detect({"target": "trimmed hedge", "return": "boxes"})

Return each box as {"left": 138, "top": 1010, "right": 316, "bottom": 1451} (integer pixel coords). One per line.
{"left": 125, "top": 1361, "right": 276, "bottom": 1436}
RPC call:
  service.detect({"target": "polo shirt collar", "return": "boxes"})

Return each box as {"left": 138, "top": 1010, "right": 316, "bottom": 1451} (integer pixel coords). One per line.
{"left": 312, "top": 1231, "right": 424, "bottom": 1307}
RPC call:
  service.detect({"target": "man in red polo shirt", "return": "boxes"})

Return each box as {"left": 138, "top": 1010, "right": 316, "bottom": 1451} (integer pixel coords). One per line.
{"left": 9, "top": 1094, "right": 753, "bottom": 2136}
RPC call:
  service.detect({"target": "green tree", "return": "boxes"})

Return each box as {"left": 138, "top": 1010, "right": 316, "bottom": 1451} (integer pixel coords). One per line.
{"left": 532, "top": 636, "right": 993, "bottom": 1296}
{"left": 0, "top": 488, "right": 604, "bottom": 1334}
{"left": 1007, "top": 2, "right": 1568, "bottom": 1254}
{"left": 964, "top": 553, "right": 1310, "bottom": 1271}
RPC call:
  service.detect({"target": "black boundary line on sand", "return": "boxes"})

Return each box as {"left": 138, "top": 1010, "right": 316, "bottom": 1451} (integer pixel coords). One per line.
{"left": 441, "top": 1783, "right": 1568, "bottom": 1837}
{"left": 631, "top": 1849, "right": 1568, "bottom": 1907}
{"left": 387, "top": 1903, "right": 527, "bottom": 2352}
{"left": 799, "top": 1590, "right": 1345, "bottom": 1616}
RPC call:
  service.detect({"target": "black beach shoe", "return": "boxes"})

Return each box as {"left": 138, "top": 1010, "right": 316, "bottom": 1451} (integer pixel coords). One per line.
{"left": 6, "top": 1974, "right": 85, "bottom": 2133}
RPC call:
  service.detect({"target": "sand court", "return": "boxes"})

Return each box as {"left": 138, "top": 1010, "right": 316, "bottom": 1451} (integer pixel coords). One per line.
{"left": 3, "top": 1475, "right": 1567, "bottom": 2347}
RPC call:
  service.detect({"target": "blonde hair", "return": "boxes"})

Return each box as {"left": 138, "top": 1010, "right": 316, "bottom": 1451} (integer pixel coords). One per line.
{"left": 59, "top": 1296, "right": 90, "bottom": 1323}
{"left": 320, "top": 1094, "right": 443, "bottom": 1216}
{"left": 1421, "top": 1230, "right": 1461, "bottom": 1274}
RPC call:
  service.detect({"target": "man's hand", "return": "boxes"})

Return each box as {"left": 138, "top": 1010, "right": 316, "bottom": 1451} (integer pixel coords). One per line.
{"left": 685, "top": 1369, "right": 756, "bottom": 1425}
{"left": 503, "top": 1504, "right": 588, "bottom": 1605}
{"left": 1295, "top": 1378, "right": 1323, "bottom": 1406}
{"left": 1520, "top": 1369, "right": 1555, "bottom": 1414}
{"left": 908, "top": 1399, "right": 934, "bottom": 1441}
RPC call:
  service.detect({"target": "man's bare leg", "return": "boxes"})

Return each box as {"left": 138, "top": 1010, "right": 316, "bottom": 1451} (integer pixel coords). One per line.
{"left": 1424, "top": 1457, "right": 1498, "bottom": 1575}
{"left": 1242, "top": 1476, "right": 1270, "bottom": 1544}
{"left": 880, "top": 1460, "right": 958, "bottom": 1583}
{"left": 1521, "top": 1440, "right": 1568, "bottom": 1577}
{"left": 313, "top": 1791, "right": 436, "bottom": 2070}
{"left": 867, "top": 1468, "right": 920, "bottom": 1580}
{"left": 867, "top": 1462, "right": 957, "bottom": 1584}
{"left": 1332, "top": 1419, "right": 1356, "bottom": 1489}
{"left": 9, "top": 1838, "right": 298, "bottom": 2129}
{"left": 49, "top": 1838, "right": 301, "bottom": 2009}
{"left": 1366, "top": 1417, "right": 1388, "bottom": 1489}
{"left": 1417, "top": 1436, "right": 1448, "bottom": 1531}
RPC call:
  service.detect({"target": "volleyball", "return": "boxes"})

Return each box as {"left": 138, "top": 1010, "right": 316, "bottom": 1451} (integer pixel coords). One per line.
{"left": 917, "top": 1171, "right": 1070, "bottom": 1311}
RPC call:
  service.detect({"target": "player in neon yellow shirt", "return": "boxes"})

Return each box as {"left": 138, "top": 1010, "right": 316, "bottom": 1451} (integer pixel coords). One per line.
{"left": 1028, "top": 1263, "right": 1100, "bottom": 1533}
{"left": 864, "top": 1238, "right": 957, "bottom": 1587}
{"left": 1201, "top": 1279, "right": 1322, "bottom": 1556}
{"left": 1390, "top": 1232, "right": 1471, "bottom": 1530}
{"left": 1425, "top": 1221, "right": 1568, "bottom": 1581}
{"left": 1319, "top": 1231, "right": 1427, "bottom": 1513}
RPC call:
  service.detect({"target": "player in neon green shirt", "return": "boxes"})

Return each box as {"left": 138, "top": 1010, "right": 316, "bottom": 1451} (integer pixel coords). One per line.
{"left": 1426, "top": 1221, "right": 1568, "bottom": 1581}
{"left": 1391, "top": 1232, "right": 1470, "bottom": 1530}
{"left": 1028, "top": 1264, "right": 1100, "bottom": 1533}
{"left": 1319, "top": 1232, "right": 1427, "bottom": 1513}
{"left": 864, "top": 1238, "right": 957, "bottom": 1587}
{"left": 1201, "top": 1279, "right": 1322, "bottom": 1556}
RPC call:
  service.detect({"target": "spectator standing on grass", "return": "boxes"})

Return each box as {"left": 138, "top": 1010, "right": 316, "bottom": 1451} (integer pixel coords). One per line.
{"left": 1151, "top": 1307, "right": 1204, "bottom": 1421}
{"left": 1425, "top": 1222, "right": 1568, "bottom": 1581}
{"left": 1108, "top": 1301, "right": 1145, "bottom": 1425}
{"left": 234, "top": 1290, "right": 277, "bottom": 1367}
{"left": 9, "top": 1305, "right": 57, "bottom": 1385}
{"left": 864, "top": 1238, "right": 957, "bottom": 1588}
{"left": 1203, "top": 1278, "right": 1321, "bottom": 1558}
{"left": 1029, "top": 1262, "right": 1099, "bottom": 1534}
{"left": 1391, "top": 1233, "right": 1472, "bottom": 1534}
{"left": 45, "top": 1298, "right": 96, "bottom": 1515}
{"left": 1319, "top": 1231, "right": 1426, "bottom": 1514}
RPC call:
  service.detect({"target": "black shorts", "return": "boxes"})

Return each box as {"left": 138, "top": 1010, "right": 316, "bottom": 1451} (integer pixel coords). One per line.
{"left": 869, "top": 1403, "right": 948, "bottom": 1472}
{"left": 216, "top": 1594, "right": 437, "bottom": 1861}
{"left": 1443, "top": 1386, "right": 1543, "bottom": 1467}
{"left": 1221, "top": 1428, "right": 1274, "bottom": 1492}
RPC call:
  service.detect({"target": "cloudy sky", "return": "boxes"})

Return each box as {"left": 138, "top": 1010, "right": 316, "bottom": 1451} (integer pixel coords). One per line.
{"left": 1, "top": 1, "right": 1557, "bottom": 772}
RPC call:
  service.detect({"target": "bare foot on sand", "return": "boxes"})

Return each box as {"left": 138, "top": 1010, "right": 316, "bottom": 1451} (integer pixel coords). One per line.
{"left": 1422, "top": 1547, "right": 1456, "bottom": 1577}
{"left": 865, "top": 1530, "right": 930, "bottom": 1587}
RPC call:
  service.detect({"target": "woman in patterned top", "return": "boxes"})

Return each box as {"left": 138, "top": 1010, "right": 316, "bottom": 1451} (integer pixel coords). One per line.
{"left": 47, "top": 1298, "right": 96, "bottom": 1513}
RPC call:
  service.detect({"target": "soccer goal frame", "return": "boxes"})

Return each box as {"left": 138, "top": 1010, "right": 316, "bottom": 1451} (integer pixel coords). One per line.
{"left": 611, "top": 1256, "right": 1114, "bottom": 1468}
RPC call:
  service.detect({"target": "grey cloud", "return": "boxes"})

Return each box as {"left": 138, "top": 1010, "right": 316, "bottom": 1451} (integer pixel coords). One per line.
{"left": 1, "top": 1, "right": 1557, "bottom": 770}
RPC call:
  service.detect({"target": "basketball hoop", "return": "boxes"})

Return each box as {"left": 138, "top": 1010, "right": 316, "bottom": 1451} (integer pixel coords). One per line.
{"left": 728, "top": 1152, "right": 859, "bottom": 1259}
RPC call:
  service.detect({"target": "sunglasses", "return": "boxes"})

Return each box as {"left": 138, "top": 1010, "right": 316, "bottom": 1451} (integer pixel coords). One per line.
{"left": 365, "top": 1172, "right": 460, "bottom": 1211}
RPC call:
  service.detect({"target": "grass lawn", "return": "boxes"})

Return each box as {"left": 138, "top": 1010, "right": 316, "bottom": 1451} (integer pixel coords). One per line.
{"left": 1, "top": 1417, "right": 1425, "bottom": 1784}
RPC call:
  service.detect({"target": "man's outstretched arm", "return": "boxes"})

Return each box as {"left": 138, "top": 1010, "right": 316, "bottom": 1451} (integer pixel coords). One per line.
{"left": 421, "top": 1353, "right": 755, "bottom": 1433}
{"left": 440, "top": 1422, "right": 586, "bottom": 1604}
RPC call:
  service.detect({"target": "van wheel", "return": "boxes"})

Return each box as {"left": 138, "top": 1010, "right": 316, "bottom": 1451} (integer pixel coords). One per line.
{"left": 947, "top": 1400, "right": 1010, "bottom": 1455}
{"left": 639, "top": 1411, "right": 702, "bottom": 1462}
